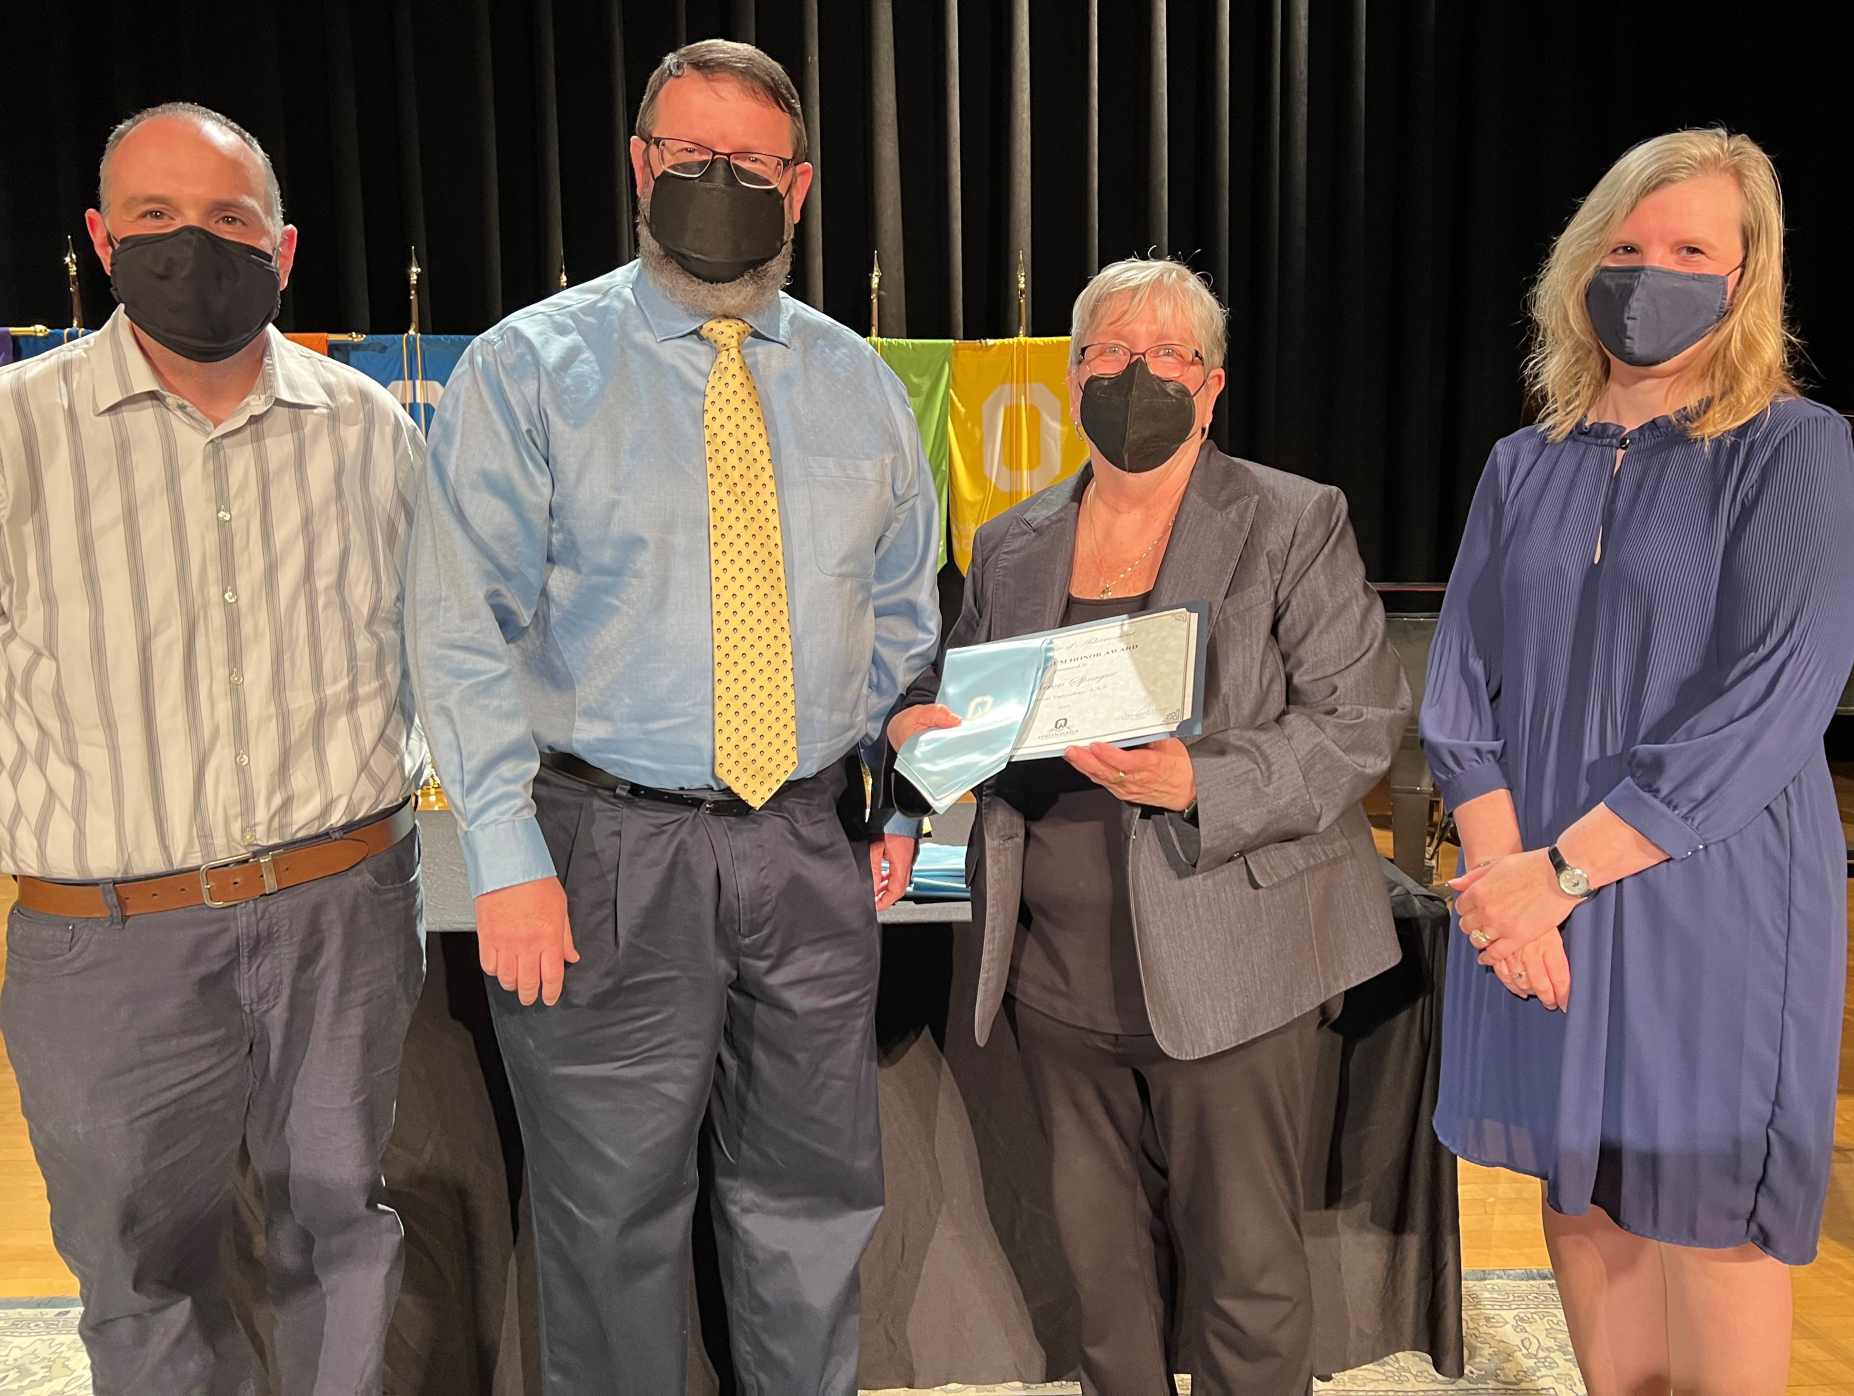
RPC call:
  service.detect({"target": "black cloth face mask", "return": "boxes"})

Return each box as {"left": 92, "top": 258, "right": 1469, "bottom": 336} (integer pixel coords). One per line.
{"left": 1079, "top": 359, "right": 1203, "bottom": 474}
{"left": 109, "top": 224, "right": 282, "bottom": 363}
{"left": 644, "top": 159, "right": 789, "bottom": 284}
{"left": 1584, "top": 262, "right": 1736, "bottom": 368}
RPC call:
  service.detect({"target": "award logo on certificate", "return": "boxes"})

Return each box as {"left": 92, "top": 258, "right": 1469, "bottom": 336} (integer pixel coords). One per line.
{"left": 895, "top": 603, "right": 1209, "bottom": 812}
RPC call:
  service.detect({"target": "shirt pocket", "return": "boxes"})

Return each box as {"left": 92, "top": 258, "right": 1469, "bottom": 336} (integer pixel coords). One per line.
{"left": 803, "top": 458, "right": 893, "bottom": 579}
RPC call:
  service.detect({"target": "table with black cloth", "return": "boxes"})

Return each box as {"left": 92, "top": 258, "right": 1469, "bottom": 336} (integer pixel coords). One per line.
{"left": 223, "top": 806, "right": 1462, "bottom": 1393}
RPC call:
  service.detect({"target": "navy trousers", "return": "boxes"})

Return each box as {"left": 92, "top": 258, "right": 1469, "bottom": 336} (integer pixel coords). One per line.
{"left": 492, "top": 762, "right": 884, "bottom": 1396}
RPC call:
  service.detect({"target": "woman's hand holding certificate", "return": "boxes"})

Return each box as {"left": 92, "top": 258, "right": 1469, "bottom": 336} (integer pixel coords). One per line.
{"left": 892, "top": 605, "right": 1208, "bottom": 813}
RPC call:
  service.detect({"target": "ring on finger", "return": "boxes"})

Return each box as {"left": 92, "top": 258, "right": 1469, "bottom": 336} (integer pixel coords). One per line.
{"left": 1112, "top": 771, "right": 1125, "bottom": 783}
{"left": 1469, "top": 930, "right": 1490, "bottom": 948}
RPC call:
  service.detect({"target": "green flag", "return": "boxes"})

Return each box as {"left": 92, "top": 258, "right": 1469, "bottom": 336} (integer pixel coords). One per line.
{"left": 874, "top": 338, "right": 954, "bottom": 567}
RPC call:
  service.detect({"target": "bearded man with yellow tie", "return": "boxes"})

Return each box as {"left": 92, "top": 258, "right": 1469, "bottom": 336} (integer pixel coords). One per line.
{"left": 407, "top": 39, "right": 940, "bottom": 1396}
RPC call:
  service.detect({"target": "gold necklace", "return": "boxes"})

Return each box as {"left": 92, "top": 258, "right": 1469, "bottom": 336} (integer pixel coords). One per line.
{"left": 1086, "top": 485, "right": 1175, "bottom": 598}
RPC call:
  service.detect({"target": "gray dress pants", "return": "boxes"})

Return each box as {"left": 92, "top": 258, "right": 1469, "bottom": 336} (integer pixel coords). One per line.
{"left": 0, "top": 823, "right": 426, "bottom": 1396}
{"left": 1011, "top": 999, "right": 1321, "bottom": 1396}
{"left": 494, "top": 762, "right": 884, "bottom": 1396}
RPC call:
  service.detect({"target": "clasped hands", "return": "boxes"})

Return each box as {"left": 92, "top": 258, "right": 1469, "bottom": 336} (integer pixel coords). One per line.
{"left": 888, "top": 705, "right": 1197, "bottom": 811}
{"left": 1450, "top": 848, "right": 1583, "bottom": 1012}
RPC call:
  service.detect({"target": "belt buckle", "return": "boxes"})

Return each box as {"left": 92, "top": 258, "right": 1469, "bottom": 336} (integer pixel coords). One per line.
{"left": 199, "top": 851, "right": 279, "bottom": 908}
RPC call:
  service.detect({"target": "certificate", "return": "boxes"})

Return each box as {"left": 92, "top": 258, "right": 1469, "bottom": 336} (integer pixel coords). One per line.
{"left": 1011, "top": 605, "right": 1204, "bottom": 760}
{"left": 893, "top": 602, "right": 1208, "bottom": 813}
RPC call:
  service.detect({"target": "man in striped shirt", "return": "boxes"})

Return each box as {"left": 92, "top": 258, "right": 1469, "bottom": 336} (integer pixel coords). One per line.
{"left": 0, "top": 104, "right": 427, "bottom": 1395}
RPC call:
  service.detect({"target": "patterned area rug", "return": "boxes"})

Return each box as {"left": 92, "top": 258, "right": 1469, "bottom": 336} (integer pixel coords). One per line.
{"left": 1, "top": 1272, "right": 1583, "bottom": 1396}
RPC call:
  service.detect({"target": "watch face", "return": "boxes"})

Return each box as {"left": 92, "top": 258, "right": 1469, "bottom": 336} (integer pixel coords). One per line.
{"left": 1559, "top": 867, "right": 1592, "bottom": 898}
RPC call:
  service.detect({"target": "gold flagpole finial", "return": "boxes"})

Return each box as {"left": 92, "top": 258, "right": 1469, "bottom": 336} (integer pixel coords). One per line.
{"left": 1016, "top": 250, "right": 1027, "bottom": 338}
{"left": 63, "top": 237, "right": 83, "bottom": 331}
{"left": 869, "top": 251, "right": 882, "bottom": 340}
{"left": 559, "top": 260, "right": 568, "bottom": 290}
{"left": 406, "top": 248, "right": 423, "bottom": 335}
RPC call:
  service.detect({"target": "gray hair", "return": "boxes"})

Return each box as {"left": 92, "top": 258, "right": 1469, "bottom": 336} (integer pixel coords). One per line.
{"left": 636, "top": 40, "right": 808, "bottom": 163}
{"left": 1070, "top": 258, "right": 1228, "bottom": 371}
{"left": 99, "top": 102, "right": 284, "bottom": 235}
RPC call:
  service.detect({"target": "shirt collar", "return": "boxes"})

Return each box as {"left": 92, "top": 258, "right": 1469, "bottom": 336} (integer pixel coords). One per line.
{"left": 90, "top": 311, "right": 330, "bottom": 417}
{"left": 630, "top": 260, "right": 793, "bottom": 348}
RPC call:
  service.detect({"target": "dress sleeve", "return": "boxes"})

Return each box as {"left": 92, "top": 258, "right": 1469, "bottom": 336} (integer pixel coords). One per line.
{"left": 1604, "top": 409, "right": 1854, "bottom": 857}
{"left": 1419, "top": 445, "right": 1510, "bottom": 812}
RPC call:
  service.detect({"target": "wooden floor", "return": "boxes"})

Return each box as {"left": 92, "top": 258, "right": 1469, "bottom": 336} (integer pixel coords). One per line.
{"left": 2, "top": 830, "right": 1852, "bottom": 1390}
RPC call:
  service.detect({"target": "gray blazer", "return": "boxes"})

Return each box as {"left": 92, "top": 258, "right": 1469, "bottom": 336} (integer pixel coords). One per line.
{"left": 900, "top": 447, "right": 1410, "bottom": 1060}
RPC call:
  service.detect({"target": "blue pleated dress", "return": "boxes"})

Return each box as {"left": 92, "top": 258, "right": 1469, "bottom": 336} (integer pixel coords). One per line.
{"left": 1420, "top": 397, "right": 1854, "bottom": 1264}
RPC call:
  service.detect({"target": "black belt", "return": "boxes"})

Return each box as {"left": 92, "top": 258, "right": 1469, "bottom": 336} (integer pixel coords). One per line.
{"left": 538, "top": 751, "right": 763, "bottom": 816}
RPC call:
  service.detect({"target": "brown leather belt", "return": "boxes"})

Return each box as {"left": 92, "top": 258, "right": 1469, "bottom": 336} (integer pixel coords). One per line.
{"left": 13, "top": 801, "right": 417, "bottom": 920}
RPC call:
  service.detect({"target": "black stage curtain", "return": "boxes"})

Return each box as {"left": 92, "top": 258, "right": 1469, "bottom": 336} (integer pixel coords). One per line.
{"left": 5, "top": 1, "right": 1853, "bottom": 579}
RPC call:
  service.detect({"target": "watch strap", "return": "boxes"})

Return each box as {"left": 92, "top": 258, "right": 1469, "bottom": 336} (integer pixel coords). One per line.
{"left": 1547, "top": 843, "right": 1595, "bottom": 899}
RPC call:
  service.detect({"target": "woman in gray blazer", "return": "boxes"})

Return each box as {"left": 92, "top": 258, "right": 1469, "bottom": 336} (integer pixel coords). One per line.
{"left": 889, "top": 259, "right": 1409, "bottom": 1395}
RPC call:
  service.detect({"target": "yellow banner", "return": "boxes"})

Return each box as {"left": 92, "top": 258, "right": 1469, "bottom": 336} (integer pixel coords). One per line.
{"left": 946, "top": 336, "right": 1090, "bottom": 571}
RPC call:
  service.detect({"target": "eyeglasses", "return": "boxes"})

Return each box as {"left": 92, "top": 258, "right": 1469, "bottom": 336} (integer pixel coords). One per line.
{"left": 1078, "top": 342, "right": 1205, "bottom": 383}
{"left": 647, "top": 137, "right": 796, "bottom": 190}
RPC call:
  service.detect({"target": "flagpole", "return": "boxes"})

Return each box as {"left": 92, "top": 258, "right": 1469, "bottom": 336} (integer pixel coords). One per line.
{"left": 1149, "top": 0, "right": 1168, "bottom": 257}
{"left": 943, "top": 0, "right": 964, "bottom": 337}
{"left": 1084, "top": 0, "right": 1099, "bottom": 277}
{"left": 535, "top": 0, "right": 566, "bottom": 300}
{"left": 325, "top": 0, "right": 370, "bottom": 330}
{"left": 800, "top": 0, "right": 825, "bottom": 310}
{"left": 63, "top": 238, "right": 82, "bottom": 331}
{"left": 1007, "top": 0, "right": 1031, "bottom": 335}
{"left": 392, "top": 0, "right": 432, "bottom": 330}
{"left": 869, "top": 0, "right": 907, "bottom": 337}
{"left": 869, "top": 252, "right": 882, "bottom": 339}
{"left": 609, "top": 0, "right": 634, "bottom": 265}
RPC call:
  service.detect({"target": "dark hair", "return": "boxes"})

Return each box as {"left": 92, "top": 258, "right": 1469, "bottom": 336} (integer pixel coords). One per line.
{"left": 635, "top": 40, "right": 807, "bottom": 162}
{"left": 100, "top": 102, "right": 283, "bottom": 231}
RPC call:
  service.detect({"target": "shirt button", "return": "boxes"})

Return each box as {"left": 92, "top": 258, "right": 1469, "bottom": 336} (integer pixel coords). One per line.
{"left": 230, "top": 669, "right": 243, "bottom": 685}
{"left": 242, "top": 827, "right": 258, "bottom": 845}
{"left": 236, "top": 752, "right": 250, "bottom": 767}
{"left": 217, "top": 507, "right": 232, "bottom": 522}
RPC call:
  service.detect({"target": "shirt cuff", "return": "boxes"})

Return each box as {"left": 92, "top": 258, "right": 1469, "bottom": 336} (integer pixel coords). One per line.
{"left": 1433, "top": 759, "right": 1510, "bottom": 814}
{"left": 884, "top": 813, "right": 922, "bottom": 839}
{"left": 458, "top": 815, "right": 560, "bottom": 897}
{"left": 1602, "top": 777, "right": 1704, "bottom": 860}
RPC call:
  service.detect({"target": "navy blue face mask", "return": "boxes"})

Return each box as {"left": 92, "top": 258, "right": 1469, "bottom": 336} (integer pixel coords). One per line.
{"left": 1584, "top": 263, "right": 1738, "bottom": 368}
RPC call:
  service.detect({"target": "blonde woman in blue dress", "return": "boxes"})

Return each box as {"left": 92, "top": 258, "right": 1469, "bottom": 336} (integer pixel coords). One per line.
{"left": 1422, "top": 129, "right": 1854, "bottom": 1395}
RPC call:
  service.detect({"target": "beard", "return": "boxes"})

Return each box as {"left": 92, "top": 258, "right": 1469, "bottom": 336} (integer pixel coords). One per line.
{"left": 636, "top": 198, "right": 794, "bottom": 321}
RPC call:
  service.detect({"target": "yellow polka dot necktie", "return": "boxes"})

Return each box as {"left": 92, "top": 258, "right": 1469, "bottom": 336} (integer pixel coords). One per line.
{"left": 700, "top": 316, "right": 798, "bottom": 808}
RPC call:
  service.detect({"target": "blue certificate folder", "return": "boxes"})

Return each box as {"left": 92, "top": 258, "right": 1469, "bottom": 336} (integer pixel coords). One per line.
{"left": 895, "top": 633, "right": 1056, "bottom": 813}
{"left": 896, "top": 602, "right": 1210, "bottom": 814}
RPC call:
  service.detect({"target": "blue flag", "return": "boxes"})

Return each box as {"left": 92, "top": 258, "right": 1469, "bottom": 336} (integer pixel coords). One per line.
{"left": 17, "top": 328, "right": 91, "bottom": 359}
{"left": 331, "top": 334, "right": 473, "bottom": 433}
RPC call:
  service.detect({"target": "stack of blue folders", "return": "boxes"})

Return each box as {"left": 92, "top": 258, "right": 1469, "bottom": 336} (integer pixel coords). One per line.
{"left": 905, "top": 842, "right": 969, "bottom": 900}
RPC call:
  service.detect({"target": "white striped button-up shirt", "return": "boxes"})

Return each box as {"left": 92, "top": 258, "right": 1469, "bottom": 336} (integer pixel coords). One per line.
{"left": 0, "top": 309, "right": 427, "bottom": 880}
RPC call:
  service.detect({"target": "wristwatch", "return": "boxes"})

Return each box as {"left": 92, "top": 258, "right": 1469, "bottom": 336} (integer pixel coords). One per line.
{"left": 1547, "top": 844, "right": 1596, "bottom": 900}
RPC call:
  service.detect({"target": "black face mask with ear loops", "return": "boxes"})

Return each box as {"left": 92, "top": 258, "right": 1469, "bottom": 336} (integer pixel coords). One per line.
{"left": 1079, "top": 360, "right": 1202, "bottom": 474}
{"left": 109, "top": 225, "right": 281, "bottom": 362}
{"left": 645, "top": 160, "right": 789, "bottom": 285}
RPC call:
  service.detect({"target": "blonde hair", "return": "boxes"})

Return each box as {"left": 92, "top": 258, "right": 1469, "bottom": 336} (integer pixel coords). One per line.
{"left": 1526, "top": 128, "right": 1797, "bottom": 442}
{"left": 1070, "top": 258, "right": 1228, "bottom": 371}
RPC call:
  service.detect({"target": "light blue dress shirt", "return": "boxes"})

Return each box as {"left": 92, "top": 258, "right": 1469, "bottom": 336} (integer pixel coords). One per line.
{"left": 408, "top": 262, "right": 941, "bottom": 896}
